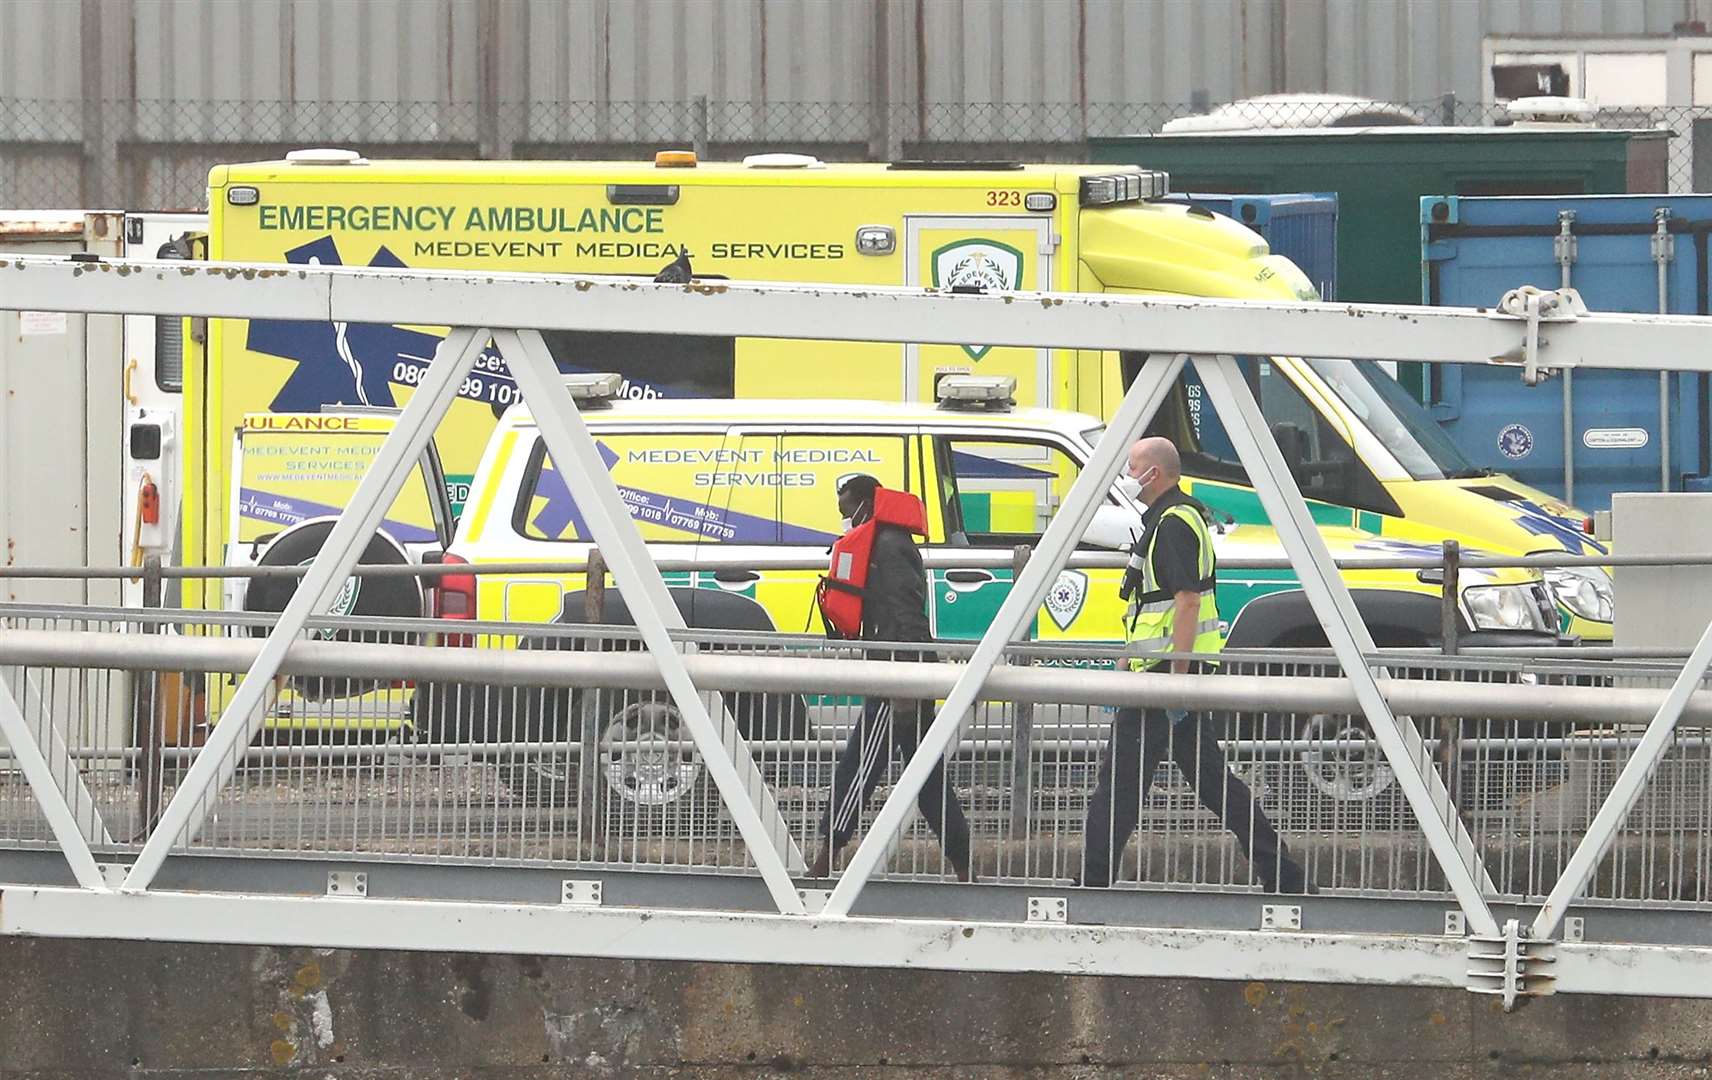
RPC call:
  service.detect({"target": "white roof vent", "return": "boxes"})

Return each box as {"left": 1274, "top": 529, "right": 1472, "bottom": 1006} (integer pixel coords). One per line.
{"left": 1505, "top": 96, "right": 1597, "bottom": 127}
{"left": 742, "top": 152, "right": 824, "bottom": 169}
{"left": 285, "top": 148, "right": 369, "bottom": 166}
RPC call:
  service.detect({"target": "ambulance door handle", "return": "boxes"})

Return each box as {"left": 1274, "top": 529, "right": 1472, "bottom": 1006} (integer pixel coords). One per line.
{"left": 945, "top": 569, "right": 994, "bottom": 591}
{"left": 712, "top": 569, "right": 759, "bottom": 585}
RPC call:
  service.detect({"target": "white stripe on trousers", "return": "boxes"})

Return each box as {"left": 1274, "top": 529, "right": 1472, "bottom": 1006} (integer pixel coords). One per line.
{"left": 833, "top": 699, "right": 894, "bottom": 835}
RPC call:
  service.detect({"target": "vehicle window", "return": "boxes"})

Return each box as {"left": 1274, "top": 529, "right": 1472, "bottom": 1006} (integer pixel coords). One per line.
{"left": 1125, "top": 352, "right": 1398, "bottom": 516}
{"left": 1125, "top": 353, "right": 1246, "bottom": 483}
{"left": 776, "top": 434, "right": 909, "bottom": 544}
{"left": 539, "top": 330, "right": 736, "bottom": 399}
{"left": 1304, "top": 358, "right": 1481, "bottom": 480}
{"left": 152, "top": 239, "right": 188, "bottom": 392}
{"left": 516, "top": 433, "right": 741, "bottom": 543}
{"left": 936, "top": 436, "right": 1083, "bottom": 544}
{"left": 236, "top": 430, "right": 438, "bottom": 547}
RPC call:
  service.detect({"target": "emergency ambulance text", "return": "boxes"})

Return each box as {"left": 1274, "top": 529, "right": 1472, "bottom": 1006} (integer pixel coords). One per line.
{"left": 257, "top": 204, "right": 665, "bottom": 235}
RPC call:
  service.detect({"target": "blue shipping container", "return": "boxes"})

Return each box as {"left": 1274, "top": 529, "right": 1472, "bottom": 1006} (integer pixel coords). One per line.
{"left": 1164, "top": 192, "right": 1339, "bottom": 300}
{"left": 1422, "top": 194, "right": 1711, "bottom": 512}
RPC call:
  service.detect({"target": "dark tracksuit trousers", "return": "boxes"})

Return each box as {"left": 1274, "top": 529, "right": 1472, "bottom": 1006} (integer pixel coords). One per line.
{"left": 1083, "top": 703, "right": 1304, "bottom": 891}
{"left": 822, "top": 692, "right": 973, "bottom": 873}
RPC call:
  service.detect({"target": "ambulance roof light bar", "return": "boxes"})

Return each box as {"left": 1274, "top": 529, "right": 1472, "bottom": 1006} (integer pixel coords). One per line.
{"left": 563, "top": 372, "right": 625, "bottom": 404}
{"left": 1079, "top": 168, "right": 1170, "bottom": 207}
{"left": 936, "top": 375, "right": 1017, "bottom": 411}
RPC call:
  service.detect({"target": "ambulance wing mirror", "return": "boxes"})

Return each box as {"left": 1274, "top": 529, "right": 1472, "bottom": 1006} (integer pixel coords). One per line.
{"left": 1083, "top": 502, "right": 1143, "bottom": 551}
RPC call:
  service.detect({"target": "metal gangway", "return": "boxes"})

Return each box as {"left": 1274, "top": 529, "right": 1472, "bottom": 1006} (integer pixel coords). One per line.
{"left": 2, "top": 256, "right": 1711, "bottom": 1010}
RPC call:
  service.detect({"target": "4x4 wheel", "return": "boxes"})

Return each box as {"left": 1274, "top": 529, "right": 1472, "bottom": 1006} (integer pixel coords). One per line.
{"left": 598, "top": 701, "right": 701, "bottom": 806}
{"left": 1298, "top": 712, "right": 1395, "bottom": 803}
{"left": 500, "top": 693, "right": 703, "bottom": 810}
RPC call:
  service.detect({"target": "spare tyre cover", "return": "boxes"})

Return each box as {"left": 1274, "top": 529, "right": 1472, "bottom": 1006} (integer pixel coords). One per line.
{"left": 243, "top": 517, "right": 425, "bottom": 700}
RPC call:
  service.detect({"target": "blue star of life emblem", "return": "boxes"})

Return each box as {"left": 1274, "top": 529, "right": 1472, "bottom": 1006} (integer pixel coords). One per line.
{"left": 244, "top": 236, "right": 545, "bottom": 413}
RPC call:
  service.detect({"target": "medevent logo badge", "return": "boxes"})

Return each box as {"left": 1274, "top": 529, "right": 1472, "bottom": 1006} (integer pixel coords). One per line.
{"left": 931, "top": 239, "right": 1024, "bottom": 360}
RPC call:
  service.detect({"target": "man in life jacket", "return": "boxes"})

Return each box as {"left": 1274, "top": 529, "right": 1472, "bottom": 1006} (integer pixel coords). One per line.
{"left": 809, "top": 474, "right": 974, "bottom": 881}
{"left": 1081, "top": 437, "right": 1309, "bottom": 893}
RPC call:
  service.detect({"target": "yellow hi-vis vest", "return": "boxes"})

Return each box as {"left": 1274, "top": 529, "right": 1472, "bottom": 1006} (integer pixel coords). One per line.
{"left": 1124, "top": 502, "right": 1224, "bottom": 671}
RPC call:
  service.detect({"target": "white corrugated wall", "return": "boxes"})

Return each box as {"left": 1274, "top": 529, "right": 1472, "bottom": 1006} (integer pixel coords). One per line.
{"left": 4, "top": 0, "right": 1712, "bottom": 204}
{"left": 11, "top": 0, "right": 1712, "bottom": 115}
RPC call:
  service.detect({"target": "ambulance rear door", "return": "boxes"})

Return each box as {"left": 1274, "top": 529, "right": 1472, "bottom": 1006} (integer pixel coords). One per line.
{"left": 119, "top": 212, "right": 206, "bottom": 607}
{"left": 904, "top": 216, "right": 1055, "bottom": 408}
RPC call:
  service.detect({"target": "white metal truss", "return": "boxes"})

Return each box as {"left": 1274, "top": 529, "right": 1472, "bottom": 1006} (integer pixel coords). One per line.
{"left": 0, "top": 665, "right": 111, "bottom": 848}
{"left": 1193, "top": 355, "right": 1498, "bottom": 930}
{"left": 0, "top": 681, "right": 107, "bottom": 890}
{"left": 6, "top": 256, "right": 1712, "bottom": 995}
{"left": 123, "top": 326, "right": 493, "bottom": 891}
{"left": 1531, "top": 611, "right": 1712, "bottom": 940}
{"left": 825, "top": 354, "right": 1498, "bottom": 935}
{"left": 497, "top": 329, "right": 805, "bottom": 895}
{"left": 2, "top": 256, "right": 1709, "bottom": 373}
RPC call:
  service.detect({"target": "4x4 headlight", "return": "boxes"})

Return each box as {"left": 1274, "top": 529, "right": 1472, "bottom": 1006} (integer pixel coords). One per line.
{"left": 1463, "top": 583, "right": 1549, "bottom": 632}
{"left": 1542, "top": 565, "right": 1614, "bottom": 623}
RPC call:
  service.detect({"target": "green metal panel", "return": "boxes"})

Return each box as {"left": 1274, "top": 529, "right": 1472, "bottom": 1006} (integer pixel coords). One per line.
{"left": 1091, "top": 129, "right": 1666, "bottom": 399}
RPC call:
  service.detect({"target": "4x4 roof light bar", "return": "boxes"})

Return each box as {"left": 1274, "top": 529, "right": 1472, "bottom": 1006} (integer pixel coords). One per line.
{"left": 563, "top": 371, "right": 624, "bottom": 401}
{"left": 936, "top": 374, "right": 1016, "bottom": 410}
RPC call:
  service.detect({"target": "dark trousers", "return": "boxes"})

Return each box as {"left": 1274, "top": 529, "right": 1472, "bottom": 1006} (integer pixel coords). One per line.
{"left": 822, "top": 695, "right": 973, "bottom": 872}
{"left": 1082, "top": 706, "right": 1304, "bottom": 890}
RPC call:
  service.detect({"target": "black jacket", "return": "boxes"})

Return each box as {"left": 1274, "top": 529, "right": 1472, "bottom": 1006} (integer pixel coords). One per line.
{"left": 861, "top": 522, "right": 932, "bottom": 649}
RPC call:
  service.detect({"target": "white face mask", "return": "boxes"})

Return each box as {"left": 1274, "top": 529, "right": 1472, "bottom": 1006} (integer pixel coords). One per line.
{"left": 1116, "top": 465, "right": 1157, "bottom": 503}
{"left": 840, "top": 517, "right": 855, "bottom": 533}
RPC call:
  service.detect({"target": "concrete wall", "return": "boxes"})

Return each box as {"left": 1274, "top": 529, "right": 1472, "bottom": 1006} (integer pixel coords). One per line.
{"left": 4, "top": 937, "right": 1712, "bottom": 1077}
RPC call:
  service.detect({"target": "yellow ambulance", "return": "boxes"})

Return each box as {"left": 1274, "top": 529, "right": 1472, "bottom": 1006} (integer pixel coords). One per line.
{"left": 194, "top": 151, "right": 1610, "bottom": 638}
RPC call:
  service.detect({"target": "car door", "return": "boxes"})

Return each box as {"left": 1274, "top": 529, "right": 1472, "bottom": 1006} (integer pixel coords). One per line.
{"left": 499, "top": 427, "right": 730, "bottom": 622}
{"left": 922, "top": 429, "right": 1128, "bottom": 645}
{"left": 737, "top": 426, "right": 916, "bottom": 637}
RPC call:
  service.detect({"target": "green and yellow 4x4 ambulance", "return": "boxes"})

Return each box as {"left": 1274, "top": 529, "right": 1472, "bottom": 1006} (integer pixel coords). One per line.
{"left": 193, "top": 152, "right": 1609, "bottom": 639}
{"left": 412, "top": 379, "right": 1559, "bottom": 804}
{"left": 439, "top": 382, "right": 1558, "bottom": 651}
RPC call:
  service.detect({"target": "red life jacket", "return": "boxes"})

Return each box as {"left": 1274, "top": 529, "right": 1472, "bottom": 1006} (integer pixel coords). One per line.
{"left": 816, "top": 487, "right": 928, "bottom": 639}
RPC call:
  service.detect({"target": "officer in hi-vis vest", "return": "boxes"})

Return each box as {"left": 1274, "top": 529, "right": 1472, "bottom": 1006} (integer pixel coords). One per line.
{"left": 1081, "top": 437, "right": 1309, "bottom": 893}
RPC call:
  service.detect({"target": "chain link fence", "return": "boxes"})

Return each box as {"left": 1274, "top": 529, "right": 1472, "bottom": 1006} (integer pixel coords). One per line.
{"left": 0, "top": 95, "right": 1708, "bottom": 211}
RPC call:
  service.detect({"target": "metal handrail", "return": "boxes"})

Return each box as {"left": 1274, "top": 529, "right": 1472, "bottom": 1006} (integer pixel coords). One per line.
{"left": 1, "top": 732, "right": 1698, "bottom": 765}
{"left": 0, "top": 548, "right": 1680, "bottom": 579}
{"left": 5, "top": 626, "right": 1712, "bottom": 726}
{"left": 5, "top": 601, "right": 1698, "bottom": 677}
